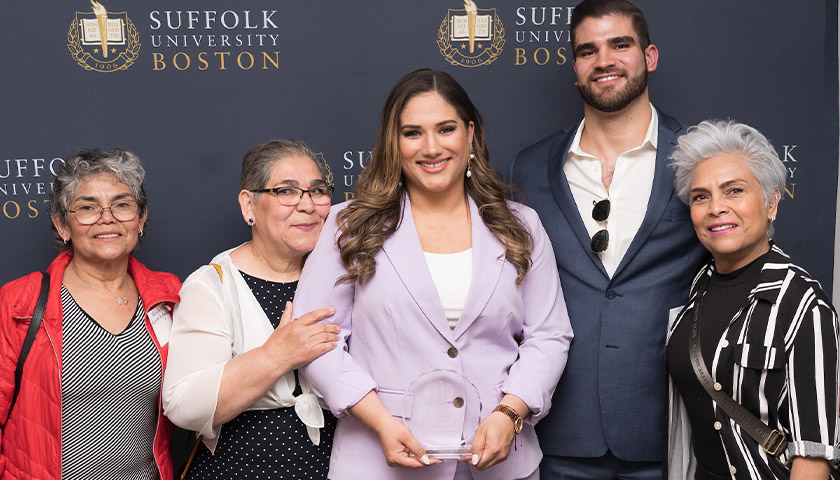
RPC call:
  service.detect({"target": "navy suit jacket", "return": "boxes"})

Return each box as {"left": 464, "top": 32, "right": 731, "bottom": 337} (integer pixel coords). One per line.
{"left": 509, "top": 110, "right": 708, "bottom": 462}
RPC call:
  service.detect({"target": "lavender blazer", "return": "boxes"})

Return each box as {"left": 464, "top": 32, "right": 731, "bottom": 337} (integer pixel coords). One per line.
{"left": 295, "top": 195, "right": 573, "bottom": 480}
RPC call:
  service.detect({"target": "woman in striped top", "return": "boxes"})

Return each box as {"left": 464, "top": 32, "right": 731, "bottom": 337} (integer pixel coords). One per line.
{"left": 666, "top": 120, "right": 839, "bottom": 479}
{"left": 0, "top": 148, "right": 181, "bottom": 480}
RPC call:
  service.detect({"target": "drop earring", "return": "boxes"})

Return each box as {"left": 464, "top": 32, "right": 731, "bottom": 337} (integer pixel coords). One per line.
{"left": 467, "top": 147, "right": 475, "bottom": 178}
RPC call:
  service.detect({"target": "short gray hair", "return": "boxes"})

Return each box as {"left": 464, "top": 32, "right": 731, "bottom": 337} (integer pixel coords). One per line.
{"left": 240, "top": 139, "right": 328, "bottom": 193}
{"left": 49, "top": 148, "right": 147, "bottom": 252}
{"left": 670, "top": 120, "right": 786, "bottom": 237}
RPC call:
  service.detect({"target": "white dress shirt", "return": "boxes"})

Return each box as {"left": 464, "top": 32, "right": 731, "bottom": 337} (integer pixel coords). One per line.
{"left": 162, "top": 245, "right": 326, "bottom": 452}
{"left": 564, "top": 106, "right": 659, "bottom": 277}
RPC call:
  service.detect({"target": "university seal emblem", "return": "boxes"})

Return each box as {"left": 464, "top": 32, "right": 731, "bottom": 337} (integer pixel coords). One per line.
{"left": 438, "top": 0, "right": 505, "bottom": 68}
{"left": 67, "top": 1, "right": 140, "bottom": 72}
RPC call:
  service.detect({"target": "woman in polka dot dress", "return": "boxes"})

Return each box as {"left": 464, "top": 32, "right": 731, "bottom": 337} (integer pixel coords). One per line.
{"left": 162, "top": 139, "right": 341, "bottom": 479}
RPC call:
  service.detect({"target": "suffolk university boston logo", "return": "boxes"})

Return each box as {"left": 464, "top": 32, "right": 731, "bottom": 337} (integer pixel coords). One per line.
{"left": 67, "top": 1, "right": 140, "bottom": 72}
{"left": 438, "top": 0, "right": 505, "bottom": 67}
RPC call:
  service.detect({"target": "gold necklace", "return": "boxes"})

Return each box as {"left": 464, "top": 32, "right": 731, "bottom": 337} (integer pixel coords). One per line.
{"left": 69, "top": 264, "right": 130, "bottom": 305}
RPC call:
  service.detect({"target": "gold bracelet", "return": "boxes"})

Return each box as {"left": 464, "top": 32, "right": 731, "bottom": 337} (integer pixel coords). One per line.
{"left": 493, "top": 404, "right": 523, "bottom": 434}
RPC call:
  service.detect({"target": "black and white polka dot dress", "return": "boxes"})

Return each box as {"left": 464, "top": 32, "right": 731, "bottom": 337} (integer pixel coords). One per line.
{"left": 184, "top": 274, "right": 337, "bottom": 480}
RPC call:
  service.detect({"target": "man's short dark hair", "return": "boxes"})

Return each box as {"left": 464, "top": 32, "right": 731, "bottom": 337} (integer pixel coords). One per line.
{"left": 570, "top": 0, "right": 651, "bottom": 52}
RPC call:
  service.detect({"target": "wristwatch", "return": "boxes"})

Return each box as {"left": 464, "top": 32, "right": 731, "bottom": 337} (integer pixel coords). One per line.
{"left": 493, "top": 404, "right": 523, "bottom": 434}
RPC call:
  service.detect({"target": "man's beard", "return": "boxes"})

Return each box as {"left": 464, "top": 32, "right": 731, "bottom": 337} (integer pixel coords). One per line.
{"left": 577, "top": 67, "right": 648, "bottom": 113}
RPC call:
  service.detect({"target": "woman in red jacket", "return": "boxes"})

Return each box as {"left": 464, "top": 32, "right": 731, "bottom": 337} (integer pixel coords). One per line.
{"left": 0, "top": 148, "right": 180, "bottom": 480}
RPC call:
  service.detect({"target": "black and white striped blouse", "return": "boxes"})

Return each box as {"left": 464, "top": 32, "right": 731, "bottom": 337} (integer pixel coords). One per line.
{"left": 667, "top": 244, "right": 840, "bottom": 479}
{"left": 61, "top": 286, "right": 161, "bottom": 480}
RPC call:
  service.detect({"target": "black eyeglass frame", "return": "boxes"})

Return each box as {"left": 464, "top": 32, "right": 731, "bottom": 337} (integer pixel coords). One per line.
{"left": 250, "top": 185, "right": 335, "bottom": 206}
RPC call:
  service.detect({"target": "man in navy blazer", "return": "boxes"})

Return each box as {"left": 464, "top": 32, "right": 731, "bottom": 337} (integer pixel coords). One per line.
{"left": 510, "top": 0, "right": 707, "bottom": 477}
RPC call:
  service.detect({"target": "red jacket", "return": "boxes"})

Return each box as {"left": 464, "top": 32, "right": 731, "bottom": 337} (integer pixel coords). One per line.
{"left": 0, "top": 252, "right": 180, "bottom": 480}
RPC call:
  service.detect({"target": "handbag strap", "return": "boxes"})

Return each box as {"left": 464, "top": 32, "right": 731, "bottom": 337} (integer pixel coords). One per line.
{"left": 688, "top": 281, "right": 789, "bottom": 458}
{"left": 178, "top": 263, "right": 221, "bottom": 479}
{"left": 10, "top": 272, "right": 50, "bottom": 416}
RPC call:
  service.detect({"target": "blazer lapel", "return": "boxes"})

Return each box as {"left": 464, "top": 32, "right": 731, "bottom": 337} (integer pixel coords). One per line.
{"left": 381, "top": 195, "right": 454, "bottom": 341}
{"left": 453, "top": 197, "right": 506, "bottom": 338}
{"left": 548, "top": 128, "right": 610, "bottom": 278}
{"left": 613, "top": 111, "right": 683, "bottom": 279}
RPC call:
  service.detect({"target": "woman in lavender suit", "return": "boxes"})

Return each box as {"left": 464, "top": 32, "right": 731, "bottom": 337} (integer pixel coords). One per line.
{"left": 293, "top": 69, "right": 573, "bottom": 480}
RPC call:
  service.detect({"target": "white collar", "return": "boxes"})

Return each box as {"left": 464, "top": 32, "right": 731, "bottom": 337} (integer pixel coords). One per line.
{"left": 569, "top": 103, "right": 659, "bottom": 158}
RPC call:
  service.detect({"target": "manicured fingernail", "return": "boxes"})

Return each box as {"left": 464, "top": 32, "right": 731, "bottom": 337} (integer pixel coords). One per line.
{"left": 472, "top": 454, "right": 479, "bottom": 465}
{"left": 421, "top": 454, "right": 430, "bottom": 465}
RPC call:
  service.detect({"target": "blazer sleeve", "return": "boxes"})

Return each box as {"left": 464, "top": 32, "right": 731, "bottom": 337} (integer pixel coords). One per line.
{"left": 502, "top": 205, "right": 574, "bottom": 423}
{"left": 295, "top": 206, "right": 377, "bottom": 418}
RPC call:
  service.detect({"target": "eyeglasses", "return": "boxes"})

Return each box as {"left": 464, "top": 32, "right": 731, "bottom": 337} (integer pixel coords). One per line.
{"left": 250, "top": 185, "right": 334, "bottom": 206}
{"left": 590, "top": 198, "right": 610, "bottom": 253}
{"left": 67, "top": 199, "right": 139, "bottom": 225}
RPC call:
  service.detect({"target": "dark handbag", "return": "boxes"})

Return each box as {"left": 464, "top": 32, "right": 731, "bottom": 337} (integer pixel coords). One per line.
{"left": 688, "top": 287, "right": 840, "bottom": 478}
{"left": 8, "top": 272, "right": 50, "bottom": 417}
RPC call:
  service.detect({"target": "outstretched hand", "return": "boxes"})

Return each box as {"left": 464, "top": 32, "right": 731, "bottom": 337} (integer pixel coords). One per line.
{"left": 263, "top": 301, "right": 339, "bottom": 371}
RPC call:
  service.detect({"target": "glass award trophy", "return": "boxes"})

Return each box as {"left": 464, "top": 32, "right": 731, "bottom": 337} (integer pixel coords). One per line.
{"left": 402, "top": 369, "right": 482, "bottom": 460}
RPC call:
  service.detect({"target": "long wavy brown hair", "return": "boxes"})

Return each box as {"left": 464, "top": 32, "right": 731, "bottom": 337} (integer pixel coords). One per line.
{"left": 336, "top": 69, "right": 533, "bottom": 285}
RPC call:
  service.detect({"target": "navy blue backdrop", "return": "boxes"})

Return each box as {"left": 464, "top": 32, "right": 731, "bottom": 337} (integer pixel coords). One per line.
{"left": 2, "top": 1, "right": 838, "bottom": 291}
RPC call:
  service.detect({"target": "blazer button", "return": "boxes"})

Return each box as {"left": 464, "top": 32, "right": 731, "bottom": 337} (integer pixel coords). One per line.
{"left": 729, "top": 465, "right": 737, "bottom": 475}
{"left": 721, "top": 339, "right": 729, "bottom": 348}
{"left": 606, "top": 290, "right": 617, "bottom": 300}
{"left": 453, "top": 397, "right": 464, "bottom": 408}
{"left": 714, "top": 382, "right": 722, "bottom": 391}
{"left": 447, "top": 347, "right": 458, "bottom": 358}
{"left": 714, "top": 421, "right": 722, "bottom": 430}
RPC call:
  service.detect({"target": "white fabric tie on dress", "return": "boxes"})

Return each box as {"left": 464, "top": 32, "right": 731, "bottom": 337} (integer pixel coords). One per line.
{"left": 294, "top": 393, "right": 325, "bottom": 445}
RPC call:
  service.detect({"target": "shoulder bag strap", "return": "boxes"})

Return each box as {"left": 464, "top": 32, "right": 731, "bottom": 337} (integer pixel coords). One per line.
{"left": 210, "top": 263, "right": 222, "bottom": 282}
{"left": 178, "top": 263, "right": 222, "bottom": 479}
{"left": 688, "top": 283, "right": 788, "bottom": 458}
{"left": 10, "top": 272, "right": 50, "bottom": 416}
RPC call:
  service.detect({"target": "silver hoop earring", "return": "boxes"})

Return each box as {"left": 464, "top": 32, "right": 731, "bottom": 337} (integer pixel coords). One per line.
{"left": 63, "top": 237, "right": 67, "bottom": 245}
{"left": 247, "top": 218, "right": 254, "bottom": 227}
{"left": 138, "top": 229, "right": 144, "bottom": 237}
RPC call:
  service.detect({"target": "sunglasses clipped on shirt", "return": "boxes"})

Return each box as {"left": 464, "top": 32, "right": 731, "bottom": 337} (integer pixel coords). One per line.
{"left": 590, "top": 198, "right": 610, "bottom": 253}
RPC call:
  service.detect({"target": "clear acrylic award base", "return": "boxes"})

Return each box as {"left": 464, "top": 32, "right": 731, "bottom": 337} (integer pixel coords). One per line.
{"left": 421, "top": 445, "right": 473, "bottom": 460}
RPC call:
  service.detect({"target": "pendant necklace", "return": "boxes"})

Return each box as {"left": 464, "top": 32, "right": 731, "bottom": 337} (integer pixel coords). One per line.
{"left": 69, "top": 264, "right": 130, "bottom": 305}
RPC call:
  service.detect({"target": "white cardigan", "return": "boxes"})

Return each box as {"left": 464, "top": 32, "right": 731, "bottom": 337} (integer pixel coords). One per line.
{"left": 162, "top": 245, "right": 325, "bottom": 452}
